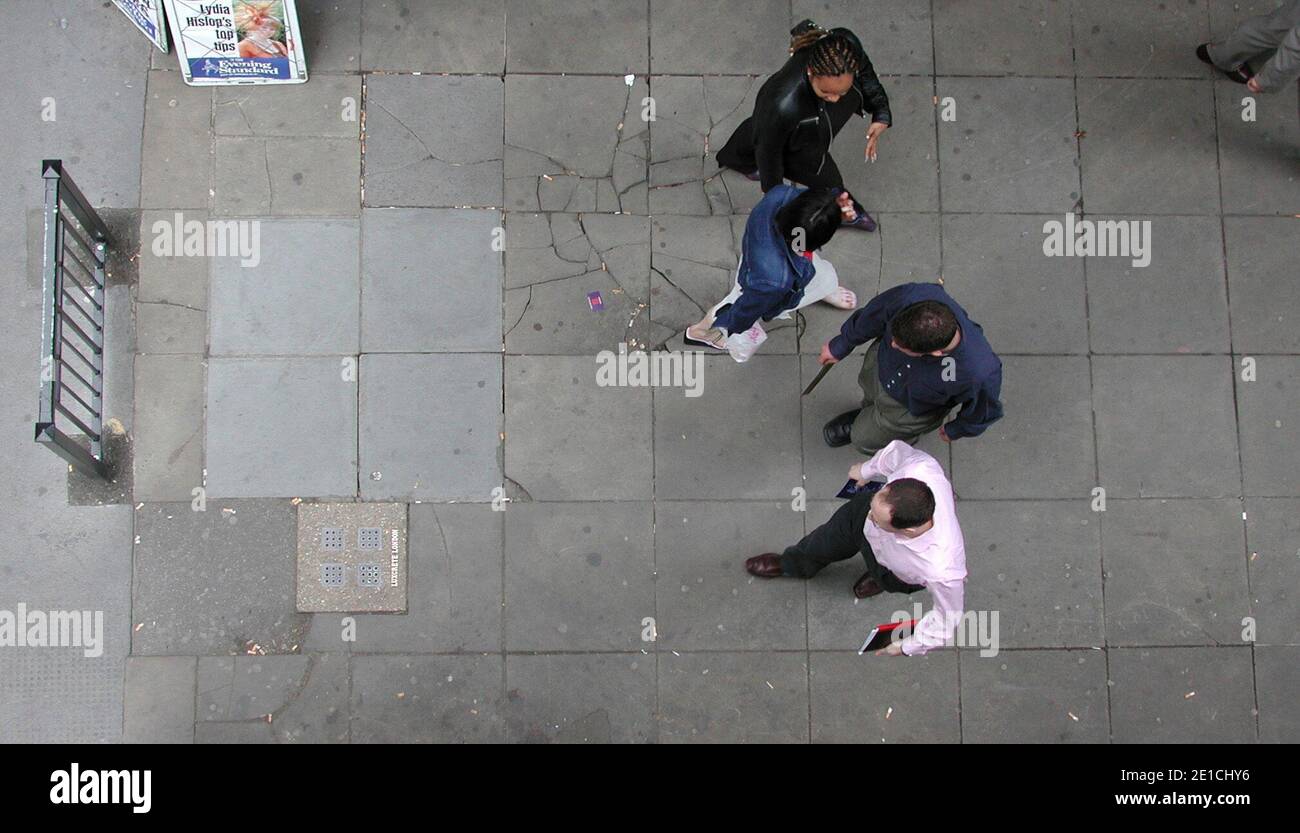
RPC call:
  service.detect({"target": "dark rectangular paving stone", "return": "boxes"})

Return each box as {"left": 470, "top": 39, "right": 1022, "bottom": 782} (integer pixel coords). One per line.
{"left": 214, "top": 76, "right": 361, "bottom": 138}
{"left": 933, "top": 0, "right": 1073, "bottom": 75}
{"left": 141, "top": 69, "right": 211, "bottom": 209}
{"left": 299, "top": 0, "right": 361, "bottom": 72}
{"left": 506, "top": 0, "right": 648, "bottom": 73}
{"left": 810, "top": 650, "right": 960, "bottom": 743}
{"left": 1102, "top": 499, "right": 1250, "bottom": 646}
{"left": 363, "top": 75, "right": 503, "bottom": 208}
{"left": 1109, "top": 646, "right": 1256, "bottom": 743}
{"left": 132, "top": 354, "right": 204, "bottom": 503}
{"left": 1244, "top": 499, "right": 1300, "bottom": 646}
{"left": 654, "top": 501, "right": 807, "bottom": 650}
{"left": 504, "top": 355, "right": 652, "bottom": 501}
{"left": 657, "top": 651, "right": 809, "bottom": 743}
{"left": 361, "top": 0, "right": 505, "bottom": 73}
{"left": 793, "top": 0, "right": 934, "bottom": 76}
{"left": 1215, "top": 80, "right": 1300, "bottom": 215}
{"left": 1256, "top": 645, "right": 1300, "bottom": 742}
{"left": 1236, "top": 356, "right": 1300, "bottom": 496}
{"left": 504, "top": 653, "right": 656, "bottom": 743}
{"left": 1093, "top": 356, "right": 1240, "bottom": 498}
{"left": 959, "top": 649, "right": 1110, "bottom": 743}
{"left": 359, "top": 353, "right": 502, "bottom": 502}
{"left": 1072, "top": 0, "right": 1212, "bottom": 78}
{"left": 649, "top": 0, "right": 791, "bottom": 74}
{"left": 504, "top": 503, "right": 655, "bottom": 651}
{"left": 195, "top": 653, "right": 349, "bottom": 742}
{"left": 123, "top": 657, "right": 196, "bottom": 744}
{"left": 1226, "top": 217, "right": 1300, "bottom": 354}
{"left": 350, "top": 654, "right": 505, "bottom": 742}
{"left": 214, "top": 136, "right": 360, "bottom": 216}
{"left": 132, "top": 500, "right": 309, "bottom": 655}
{"left": 1077, "top": 79, "right": 1220, "bottom": 214}
{"left": 962, "top": 500, "right": 1104, "bottom": 649}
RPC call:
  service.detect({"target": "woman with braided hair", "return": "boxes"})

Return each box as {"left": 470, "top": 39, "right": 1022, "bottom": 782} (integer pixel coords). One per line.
{"left": 717, "top": 19, "right": 892, "bottom": 232}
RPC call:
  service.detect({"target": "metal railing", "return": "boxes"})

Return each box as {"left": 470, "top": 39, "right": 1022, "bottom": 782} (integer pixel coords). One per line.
{"left": 34, "top": 160, "right": 113, "bottom": 480}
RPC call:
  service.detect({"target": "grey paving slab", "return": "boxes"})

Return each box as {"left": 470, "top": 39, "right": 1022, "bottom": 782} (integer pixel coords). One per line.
{"left": 504, "top": 503, "right": 655, "bottom": 651}
{"left": 132, "top": 500, "right": 309, "bottom": 655}
{"left": 504, "top": 654, "right": 656, "bottom": 743}
{"left": 214, "top": 137, "right": 359, "bottom": 216}
{"left": 194, "top": 722, "right": 275, "bottom": 743}
{"left": 799, "top": 355, "right": 952, "bottom": 501}
{"left": 1093, "top": 356, "right": 1240, "bottom": 498}
{"left": 296, "top": 502, "right": 407, "bottom": 613}
{"left": 141, "top": 69, "right": 211, "bottom": 210}
{"left": 649, "top": 0, "right": 791, "bottom": 74}
{"left": 1209, "top": 0, "right": 1282, "bottom": 42}
{"left": 361, "top": 0, "right": 505, "bottom": 73}
{"left": 792, "top": 0, "right": 934, "bottom": 76}
{"left": 1244, "top": 499, "right": 1300, "bottom": 646}
{"left": 654, "top": 355, "right": 803, "bottom": 500}
{"left": 1102, "top": 499, "right": 1249, "bottom": 646}
{"left": 1236, "top": 355, "right": 1300, "bottom": 496}
{"left": 123, "top": 657, "right": 196, "bottom": 744}
{"left": 959, "top": 649, "right": 1110, "bottom": 743}
{"left": 363, "top": 75, "right": 504, "bottom": 208}
{"left": 810, "top": 650, "right": 961, "bottom": 743}
{"left": 504, "top": 355, "right": 652, "bottom": 501}
{"left": 362, "top": 208, "right": 502, "bottom": 352}
{"left": 1085, "top": 216, "right": 1230, "bottom": 354}
{"left": 505, "top": 75, "right": 648, "bottom": 214}
{"left": 215, "top": 77, "right": 360, "bottom": 138}
{"left": 657, "top": 651, "right": 809, "bottom": 743}
{"left": 138, "top": 210, "right": 210, "bottom": 309}
{"left": 136, "top": 301, "right": 205, "bottom": 354}
{"left": 962, "top": 501, "right": 1104, "bottom": 649}
{"left": 1077, "top": 79, "right": 1220, "bottom": 214}
{"left": 802, "top": 500, "right": 928, "bottom": 650}
{"left": 305, "top": 504, "right": 503, "bottom": 653}
{"left": 648, "top": 75, "right": 764, "bottom": 216}
{"left": 206, "top": 358, "right": 358, "bottom": 499}
{"left": 298, "top": 0, "right": 362, "bottom": 72}
{"left": 133, "top": 354, "right": 204, "bottom": 503}
{"left": 933, "top": 0, "right": 1073, "bottom": 76}
{"left": 0, "top": 650, "right": 125, "bottom": 744}
{"left": 940, "top": 214, "right": 1089, "bottom": 354}
{"left": 504, "top": 213, "right": 652, "bottom": 354}
{"left": 654, "top": 501, "right": 807, "bottom": 650}
{"left": 198, "top": 653, "right": 350, "bottom": 742}
{"left": 359, "top": 353, "right": 502, "bottom": 502}
{"left": 1256, "top": 646, "right": 1300, "bottom": 742}
{"left": 1225, "top": 217, "right": 1300, "bottom": 354}
{"left": 1109, "top": 646, "right": 1256, "bottom": 743}
{"left": 831, "top": 75, "right": 939, "bottom": 213}
{"left": 349, "top": 654, "right": 506, "bottom": 742}
{"left": 936, "top": 77, "right": 1080, "bottom": 213}
{"left": 210, "top": 218, "right": 359, "bottom": 356}
{"left": 1071, "top": 0, "right": 1212, "bottom": 78}
{"left": 506, "top": 0, "right": 648, "bottom": 73}
{"left": 951, "top": 355, "right": 1095, "bottom": 500}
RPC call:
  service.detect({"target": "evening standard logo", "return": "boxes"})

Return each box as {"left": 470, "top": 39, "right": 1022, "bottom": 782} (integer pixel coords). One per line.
{"left": 0, "top": 604, "right": 103, "bottom": 657}
{"left": 198, "top": 58, "right": 281, "bottom": 77}
{"left": 50, "top": 764, "right": 151, "bottom": 814}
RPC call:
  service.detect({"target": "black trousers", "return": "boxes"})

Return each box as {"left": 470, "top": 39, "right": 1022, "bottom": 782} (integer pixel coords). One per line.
{"left": 779, "top": 485, "right": 924, "bottom": 593}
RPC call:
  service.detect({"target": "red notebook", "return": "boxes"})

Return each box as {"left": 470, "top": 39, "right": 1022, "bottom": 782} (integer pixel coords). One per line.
{"left": 859, "top": 619, "right": 918, "bottom": 654}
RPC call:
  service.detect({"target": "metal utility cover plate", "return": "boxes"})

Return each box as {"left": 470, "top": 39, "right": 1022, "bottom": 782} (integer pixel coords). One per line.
{"left": 297, "top": 503, "right": 407, "bottom": 613}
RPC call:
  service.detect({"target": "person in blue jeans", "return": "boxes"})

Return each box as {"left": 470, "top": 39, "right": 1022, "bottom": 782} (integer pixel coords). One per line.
{"left": 684, "top": 184, "right": 860, "bottom": 360}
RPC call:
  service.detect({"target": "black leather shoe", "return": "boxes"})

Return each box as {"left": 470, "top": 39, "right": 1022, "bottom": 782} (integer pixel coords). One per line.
{"left": 1196, "top": 43, "right": 1253, "bottom": 83}
{"left": 823, "top": 409, "right": 861, "bottom": 448}
{"left": 853, "top": 572, "right": 885, "bottom": 599}
{"left": 745, "top": 553, "right": 785, "bottom": 578}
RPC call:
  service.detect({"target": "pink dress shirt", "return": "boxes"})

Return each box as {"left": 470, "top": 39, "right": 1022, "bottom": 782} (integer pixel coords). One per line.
{"left": 859, "top": 440, "right": 967, "bottom": 656}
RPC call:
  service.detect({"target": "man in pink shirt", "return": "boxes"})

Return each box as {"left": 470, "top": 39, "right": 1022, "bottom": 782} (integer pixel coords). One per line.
{"left": 746, "top": 440, "right": 967, "bottom": 656}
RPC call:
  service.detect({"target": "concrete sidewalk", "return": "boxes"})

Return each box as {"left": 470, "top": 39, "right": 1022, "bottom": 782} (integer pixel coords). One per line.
{"left": 2, "top": 1, "right": 1298, "bottom": 743}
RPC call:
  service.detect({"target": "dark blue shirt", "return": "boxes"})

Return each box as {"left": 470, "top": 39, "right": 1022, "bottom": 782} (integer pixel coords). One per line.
{"left": 713, "top": 184, "right": 816, "bottom": 336}
{"left": 828, "top": 283, "right": 1004, "bottom": 441}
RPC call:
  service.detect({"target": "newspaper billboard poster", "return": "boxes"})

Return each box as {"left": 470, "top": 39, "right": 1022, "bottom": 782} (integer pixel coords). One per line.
{"left": 163, "top": 0, "right": 308, "bottom": 86}
{"left": 112, "top": 0, "right": 170, "bottom": 52}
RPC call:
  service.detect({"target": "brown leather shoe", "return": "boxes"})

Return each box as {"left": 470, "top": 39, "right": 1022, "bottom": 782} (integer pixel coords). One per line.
{"left": 745, "top": 553, "right": 785, "bottom": 578}
{"left": 853, "top": 572, "right": 884, "bottom": 599}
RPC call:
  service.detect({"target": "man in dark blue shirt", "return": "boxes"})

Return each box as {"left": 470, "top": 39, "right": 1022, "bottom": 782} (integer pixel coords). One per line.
{"left": 818, "top": 283, "right": 1004, "bottom": 454}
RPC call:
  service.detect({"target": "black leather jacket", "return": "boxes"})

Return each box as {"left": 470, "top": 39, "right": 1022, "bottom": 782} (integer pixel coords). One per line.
{"left": 752, "top": 28, "right": 892, "bottom": 193}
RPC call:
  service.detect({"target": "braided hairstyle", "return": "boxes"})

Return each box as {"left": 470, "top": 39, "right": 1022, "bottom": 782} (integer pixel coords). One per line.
{"left": 789, "top": 19, "right": 862, "bottom": 77}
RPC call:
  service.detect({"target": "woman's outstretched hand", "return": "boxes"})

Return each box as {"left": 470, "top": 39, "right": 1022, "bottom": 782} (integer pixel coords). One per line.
{"left": 865, "top": 121, "right": 888, "bottom": 162}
